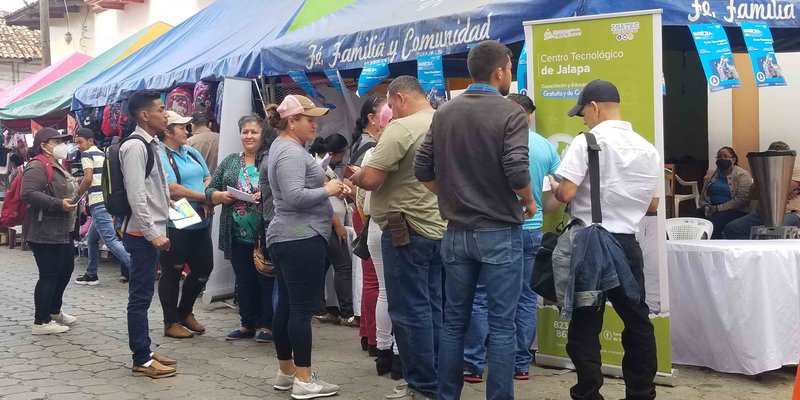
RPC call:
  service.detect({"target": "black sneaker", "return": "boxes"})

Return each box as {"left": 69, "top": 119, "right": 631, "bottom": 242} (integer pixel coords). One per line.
{"left": 75, "top": 274, "right": 99, "bottom": 286}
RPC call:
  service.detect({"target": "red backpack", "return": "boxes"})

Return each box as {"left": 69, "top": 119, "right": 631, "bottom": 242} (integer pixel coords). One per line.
{"left": 1, "top": 155, "right": 53, "bottom": 227}
{"left": 166, "top": 86, "right": 194, "bottom": 116}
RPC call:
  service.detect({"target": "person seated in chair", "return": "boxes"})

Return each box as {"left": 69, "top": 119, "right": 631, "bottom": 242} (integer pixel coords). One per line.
{"left": 723, "top": 141, "right": 800, "bottom": 239}
{"left": 697, "top": 146, "right": 753, "bottom": 239}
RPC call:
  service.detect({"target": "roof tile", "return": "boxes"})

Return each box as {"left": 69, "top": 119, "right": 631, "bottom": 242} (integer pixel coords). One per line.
{"left": 0, "top": 13, "right": 42, "bottom": 60}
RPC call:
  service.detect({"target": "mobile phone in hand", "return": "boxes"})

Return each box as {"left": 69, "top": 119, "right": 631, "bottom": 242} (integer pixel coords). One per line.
{"left": 72, "top": 192, "right": 87, "bottom": 204}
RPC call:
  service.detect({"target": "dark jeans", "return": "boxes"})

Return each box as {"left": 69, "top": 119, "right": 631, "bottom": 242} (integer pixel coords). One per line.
{"left": 158, "top": 226, "right": 214, "bottom": 327}
{"left": 381, "top": 228, "right": 443, "bottom": 399}
{"left": 566, "top": 234, "right": 657, "bottom": 400}
{"left": 325, "top": 231, "right": 354, "bottom": 318}
{"left": 438, "top": 226, "right": 523, "bottom": 400}
{"left": 123, "top": 234, "right": 159, "bottom": 366}
{"left": 30, "top": 243, "right": 75, "bottom": 324}
{"left": 270, "top": 235, "right": 327, "bottom": 367}
{"left": 697, "top": 208, "right": 748, "bottom": 239}
{"left": 723, "top": 212, "right": 800, "bottom": 239}
{"left": 230, "top": 240, "right": 274, "bottom": 330}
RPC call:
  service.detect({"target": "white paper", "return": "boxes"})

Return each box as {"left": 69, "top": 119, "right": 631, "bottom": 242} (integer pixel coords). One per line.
{"left": 318, "top": 153, "right": 331, "bottom": 171}
{"left": 543, "top": 175, "right": 552, "bottom": 192}
{"left": 226, "top": 186, "right": 257, "bottom": 203}
{"left": 169, "top": 198, "right": 202, "bottom": 229}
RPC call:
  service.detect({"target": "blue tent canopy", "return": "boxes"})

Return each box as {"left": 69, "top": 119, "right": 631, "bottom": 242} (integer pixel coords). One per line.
{"left": 73, "top": 0, "right": 800, "bottom": 109}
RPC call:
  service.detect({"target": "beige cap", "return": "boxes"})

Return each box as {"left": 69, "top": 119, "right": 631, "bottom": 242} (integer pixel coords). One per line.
{"left": 166, "top": 110, "right": 192, "bottom": 125}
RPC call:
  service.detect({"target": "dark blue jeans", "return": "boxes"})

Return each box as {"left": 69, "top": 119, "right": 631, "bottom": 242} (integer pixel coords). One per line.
{"left": 464, "top": 228, "right": 542, "bottom": 375}
{"left": 438, "top": 226, "right": 524, "bottom": 400}
{"left": 123, "top": 234, "right": 159, "bottom": 366}
{"left": 381, "top": 229, "right": 443, "bottom": 399}
{"left": 231, "top": 240, "right": 275, "bottom": 330}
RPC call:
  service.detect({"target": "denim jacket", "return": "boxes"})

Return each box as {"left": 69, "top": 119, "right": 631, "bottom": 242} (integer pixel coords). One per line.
{"left": 560, "top": 224, "right": 640, "bottom": 320}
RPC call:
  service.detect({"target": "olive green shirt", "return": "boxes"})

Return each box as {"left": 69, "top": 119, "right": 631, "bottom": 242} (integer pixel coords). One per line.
{"left": 366, "top": 108, "right": 445, "bottom": 240}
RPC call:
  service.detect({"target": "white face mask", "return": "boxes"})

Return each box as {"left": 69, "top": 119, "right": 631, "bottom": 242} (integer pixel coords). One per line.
{"left": 51, "top": 143, "right": 70, "bottom": 160}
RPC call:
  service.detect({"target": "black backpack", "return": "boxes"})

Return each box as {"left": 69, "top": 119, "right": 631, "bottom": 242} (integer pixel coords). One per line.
{"left": 101, "top": 134, "right": 155, "bottom": 217}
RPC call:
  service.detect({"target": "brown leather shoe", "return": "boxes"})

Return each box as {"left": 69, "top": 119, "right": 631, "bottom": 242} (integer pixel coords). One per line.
{"left": 164, "top": 322, "right": 194, "bottom": 339}
{"left": 180, "top": 313, "right": 206, "bottom": 333}
{"left": 132, "top": 360, "right": 176, "bottom": 379}
{"left": 151, "top": 352, "right": 177, "bottom": 366}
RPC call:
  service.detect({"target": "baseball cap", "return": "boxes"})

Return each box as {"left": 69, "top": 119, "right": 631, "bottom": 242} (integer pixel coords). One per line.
{"left": 76, "top": 128, "right": 94, "bottom": 139}
{"left": 567, "top": 80, "right": 621, "bottom": 117}
{"left": 166, "top": 110, "right": 192, "bottom": 125}
{"left": 277, "top": 95, "right": 330, "bottom": 119}
{"left": 33, "top": 127, "right": 70, "bottom": 150}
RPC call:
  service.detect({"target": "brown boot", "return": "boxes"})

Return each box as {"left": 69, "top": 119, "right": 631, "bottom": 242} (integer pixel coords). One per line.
{"left": 151, "top": 352, "right": 177, "bottom": 366}
{"left": 180, "top": 313, "right": 206, "bottom": 333}
{"left": 164, "top": 323, "right": 194, "bottom": 339}
{"left": 132, "top": 360, "right": 176, "bottom": 379}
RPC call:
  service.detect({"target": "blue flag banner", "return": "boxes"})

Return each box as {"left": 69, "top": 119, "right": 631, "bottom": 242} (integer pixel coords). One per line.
{"left": 288, "top": 70, "right": 335, "bottom": 108}
{"left": 689, "top": 24, "right": 741, "bottom": 92}
{"left": 517, "top": 43, "right": 528, "bottom": 95}
{"left": 417, "top": 54, "right": 447, "bottom": 108}
{"left": 324, "top": 69, "right": 346, "bottom": 96}
{"left": 741, "top": 22, "right": 787, "bottom": 87}
{"left": 357, "top": 61, "right": 390, "bottom": 97}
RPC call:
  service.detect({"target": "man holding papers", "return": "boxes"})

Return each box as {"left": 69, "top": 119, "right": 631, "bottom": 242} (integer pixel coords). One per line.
{"left": 157, "top": 111, "right": 214, "bottom": 339}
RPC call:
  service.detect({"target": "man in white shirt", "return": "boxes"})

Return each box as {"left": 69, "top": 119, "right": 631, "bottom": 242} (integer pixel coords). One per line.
{"left": 550, "top": 80, "right": 659, "bottom": 400}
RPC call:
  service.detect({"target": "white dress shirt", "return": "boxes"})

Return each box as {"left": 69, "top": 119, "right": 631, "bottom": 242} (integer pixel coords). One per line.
{"left": 556, "top": 120, "right": 660, "bottom": 234}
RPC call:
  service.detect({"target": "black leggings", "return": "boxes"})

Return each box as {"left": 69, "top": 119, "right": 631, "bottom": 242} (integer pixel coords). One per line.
{"left": 158, "top": 226, "right": 214, "bottom": 327}
{"left": 30, "top": 243, "right": 75, "bottom": 324}
{"left": 270, "top": 235, "right": 327, "bottom": 367}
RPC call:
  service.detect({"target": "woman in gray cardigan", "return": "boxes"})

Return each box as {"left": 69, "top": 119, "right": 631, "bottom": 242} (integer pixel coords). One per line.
{"left": 21, "top": 128, "right": 79, "bottom": 335}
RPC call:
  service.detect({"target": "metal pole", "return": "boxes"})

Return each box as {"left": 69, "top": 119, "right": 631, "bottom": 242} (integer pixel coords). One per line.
{"left": 39, "top": 0, "right": 51, "bottom": 67}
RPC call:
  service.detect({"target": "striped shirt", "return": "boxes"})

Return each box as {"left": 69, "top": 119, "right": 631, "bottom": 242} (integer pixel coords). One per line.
{"left": 81, "top": 145, "right": 105, "bottom": 206}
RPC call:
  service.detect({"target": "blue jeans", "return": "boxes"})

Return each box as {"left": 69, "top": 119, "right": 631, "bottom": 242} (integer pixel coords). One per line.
{"left": 723, "top": 212, "right": 800, "bottom": 239}
{"left": 464, "top": 229, "right": 542, "bottom": 375}
{"left": 86, "top": 204, "right": 131, "bottom": 277}
{"left": 123, "top": 234, "right": 159, "bottom": 366}
{"left": 381, "top": 229, "right": 443, "bottom": 399}
{"left": 438, "top": 226, "right": 524, "bottom": 400}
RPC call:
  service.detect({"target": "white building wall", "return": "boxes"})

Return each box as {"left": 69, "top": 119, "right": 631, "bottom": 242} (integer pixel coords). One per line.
{"left": 0, "top": 60, "right": 42, "bottom": 90}
{"left": 48, "top": 8, "right": 95, "bottom": 59}
{"left": 93, "top": 0, "right": 214, "bottom": 55}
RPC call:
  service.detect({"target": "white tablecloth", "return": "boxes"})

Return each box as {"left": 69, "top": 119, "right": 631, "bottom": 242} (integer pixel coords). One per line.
{"left": 668, "top": 240, "right": 800, "bottom": 375}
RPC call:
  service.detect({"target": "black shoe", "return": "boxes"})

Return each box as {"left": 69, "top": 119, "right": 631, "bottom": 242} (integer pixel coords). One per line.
{"left": 75, "top": 274, "right": 99, "bottom": 286}
{"left": 368, "top": 344, "right": 378, "bottom": 357}
{"left": 390, "top": 354, "right": 403, "bottom": 380}
{"left": 376, "top": 349, "right": 393, "bottom": 376}
{"left": 361, "top": 336, "right": 369, "bottom": 352}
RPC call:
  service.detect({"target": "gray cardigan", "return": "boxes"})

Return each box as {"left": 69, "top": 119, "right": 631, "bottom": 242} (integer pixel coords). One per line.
{"left": 21, "top": 157, "right": 77, "bottom": 244}
{"left": 266, "top": 137, "right": 332, "bottom": 246}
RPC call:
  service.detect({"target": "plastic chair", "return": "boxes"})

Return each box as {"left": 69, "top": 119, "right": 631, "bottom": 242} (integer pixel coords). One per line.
{"left": 665, "top": 217, "right": 714, "bottom": 240}
{"left": 664, "top": 166, "right": 700, "bottom": 217}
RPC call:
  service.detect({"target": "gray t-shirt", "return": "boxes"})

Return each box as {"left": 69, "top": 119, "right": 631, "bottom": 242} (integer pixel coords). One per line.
{"left": 266, "top": 136, "right": 333, "bottom": 246}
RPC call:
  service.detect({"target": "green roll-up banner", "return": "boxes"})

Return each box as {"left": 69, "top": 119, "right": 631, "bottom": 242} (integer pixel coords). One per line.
{"left": 524, "top": 10, "right": 675, "bottom": 385}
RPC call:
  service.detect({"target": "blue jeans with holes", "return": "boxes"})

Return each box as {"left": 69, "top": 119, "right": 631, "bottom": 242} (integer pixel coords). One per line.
{"left": 86, "top": 204, "right": 130, "bottom": 277}
{"left": 464, "top": 228, "right": 543, "bottom": 375}
{"left": 381, "top": 229, "right": 442, "bottom": 399}
{"left": 438, "top": 226, "right": 524, "bottom": 400}
{"left": 123, "top": 234, "right": 159, "bottom": 366}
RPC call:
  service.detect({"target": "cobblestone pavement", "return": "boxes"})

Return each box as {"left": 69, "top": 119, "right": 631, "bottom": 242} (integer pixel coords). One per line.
{"left": 0, "top": 246, "right": 794, "bottom": 400}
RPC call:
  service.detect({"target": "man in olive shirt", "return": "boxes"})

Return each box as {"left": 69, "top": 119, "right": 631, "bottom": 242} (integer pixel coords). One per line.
{"left": 352, "top": 76, "right": 445, "bottom": 400}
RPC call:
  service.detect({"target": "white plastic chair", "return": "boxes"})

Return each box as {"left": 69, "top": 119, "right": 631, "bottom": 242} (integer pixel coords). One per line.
{"left": 664, "top": 167, "right": 700, "bottom": 217}
{"left": 665, "top": 217, "right": 713, "bottom": 240}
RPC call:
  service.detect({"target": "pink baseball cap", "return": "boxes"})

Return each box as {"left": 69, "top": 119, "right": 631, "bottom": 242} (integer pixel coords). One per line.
{"left": 379, "top": 103, "right": 393, "bottom": 128}
{"left": 276, "top": 95, "right": 330, "bottom": 119}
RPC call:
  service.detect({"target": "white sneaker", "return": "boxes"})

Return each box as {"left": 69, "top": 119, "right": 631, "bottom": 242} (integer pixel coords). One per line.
{"left": 291, "top": 373, "right": 340, "bottom": 399}
{"left": 50, "top": 312, "right": 77, "bottom": 326}
{"left": 274, "top": 369, "right": 295, "bottom": 391}
{"left": 385, "top": 384, "right": 431, "bottom": 399}
{"left": 32, "top": 321, "right": 70, "bottom": 335}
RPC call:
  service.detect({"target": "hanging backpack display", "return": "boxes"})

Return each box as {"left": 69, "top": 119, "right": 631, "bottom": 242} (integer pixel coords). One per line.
{"left": 193, "top": 81, "right": 217, "bottom": 119}
{"left": 166, "top": 86, "right": 194, "bottom": 117}
{"left": 214, "top": 80, "right": 224, "bottom": 122}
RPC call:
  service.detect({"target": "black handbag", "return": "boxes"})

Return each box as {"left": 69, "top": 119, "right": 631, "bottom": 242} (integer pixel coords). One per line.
{"left": 530, "top": 132, "right": 602, "bottom": 302}
{"left": 352, "top": 216, "right": 371, "bottom": 260}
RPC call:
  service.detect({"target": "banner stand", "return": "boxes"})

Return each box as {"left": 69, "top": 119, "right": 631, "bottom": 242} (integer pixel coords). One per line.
{"left": 524, "top": 9, "right": 677, "bottom": 386}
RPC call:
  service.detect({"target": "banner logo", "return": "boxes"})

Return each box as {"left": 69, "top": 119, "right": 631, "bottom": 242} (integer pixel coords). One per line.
{"left": 543, "top": 28, "right": 582, "bottom": 40}
{"left": 610, "top": 21, "right": 640, "bottom": 41}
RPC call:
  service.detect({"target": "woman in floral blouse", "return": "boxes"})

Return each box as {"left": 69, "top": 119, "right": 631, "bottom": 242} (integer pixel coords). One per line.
{"left": 205, "top": 115, "right": 274, "bottom": 342}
